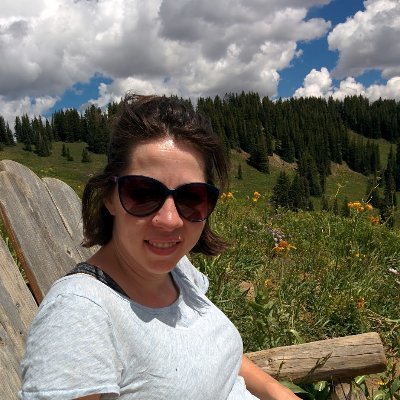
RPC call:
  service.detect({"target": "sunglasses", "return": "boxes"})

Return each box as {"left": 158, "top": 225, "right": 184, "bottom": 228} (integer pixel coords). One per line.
{"left": 111, "top": 175, "right": 220, "bottom": 222}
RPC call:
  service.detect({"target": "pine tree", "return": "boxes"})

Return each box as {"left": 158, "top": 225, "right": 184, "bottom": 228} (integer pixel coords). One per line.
{"left": 81, "top": 148, "right": 91, "bottom": 163}
{"left": 14, "top": 116, "right": 22, "bottom": 143}
{"left": 288, "top": 173, "right": 310, "bottom": 211}
{"left": 66, "top": 147, "right": 74, "bottom": 161}
{"left": 84, "top": 105, "right": 109, "bottom": 154}
{"left": 270, "top": 171, "right": 291, "bottom": 208}
{"left": 236, "top": 163, "right": 243, "bottom": 180}
{"left": 247, "top": 131, "right": 269, "bottom": 173}
{"left": 381, "top": 148, "right": 397, "bottom": 226}
{"left": 297, "top": 153, "right": 322, "bottom": 196}
{"left": 396, "top": 140, "right": 400, "bottom": 191}
{"left": 0, "top": 116, "right": 8, "bottom": 145}
{"left": 21, "top": 114, "right": 34, "bottom": 151}
{"left": 0, "top": 116, "right": 14, "bottom": 145}
{"left": 321, "top": 195, "right": 329, "bottom": 211}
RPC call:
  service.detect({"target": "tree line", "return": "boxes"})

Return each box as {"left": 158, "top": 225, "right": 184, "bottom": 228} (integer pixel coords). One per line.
{"left": 1, "top": 93, "right": 400, "bottom": 220}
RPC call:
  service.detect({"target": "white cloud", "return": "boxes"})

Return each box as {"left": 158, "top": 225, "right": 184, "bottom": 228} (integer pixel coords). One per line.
{"left": 328, "top": 0, "right": 400, "bottom": 79}
{"left": 2, "top": 0, "right": 399, "bottom": 126}
{"left": 366, "top": 76, "right": 400, "bottom": 101}
{"left": 294, "top": 0, "right": 400, "bottom": 102}
{"left": 0, "top": 95, "right": 59, "bottom": 126}
{"left": 0, "top": 0, "right": 331, "bottom": 123}
{"left": 293, "top": 67, "right": 332, "bottom": 98}
{"left": 294, "top": 68, "right": 400, "bottom": 101}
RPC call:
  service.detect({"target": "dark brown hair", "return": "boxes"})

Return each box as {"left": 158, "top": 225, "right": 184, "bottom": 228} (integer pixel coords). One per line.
{"left": 81, "top": 93, "right": 229, "bottom": 255}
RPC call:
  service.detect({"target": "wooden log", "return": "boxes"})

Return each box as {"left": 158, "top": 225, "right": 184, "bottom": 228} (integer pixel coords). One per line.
{"left": 0, "top": 236, "right": 37, "bottom": 400}
{"left": 245, "top": 332, "right": 387, "bottom": 384}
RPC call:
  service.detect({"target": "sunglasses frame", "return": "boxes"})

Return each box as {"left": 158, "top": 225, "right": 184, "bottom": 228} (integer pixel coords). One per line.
{"left": 110, "top": 175, "right": 220, "bottom": 222}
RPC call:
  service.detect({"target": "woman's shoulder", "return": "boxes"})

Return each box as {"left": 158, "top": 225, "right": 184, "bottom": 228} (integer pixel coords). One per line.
{"left": 175, "top": 256, "right": 209, "bottom": 294}
{"left": 40, "top": 271, "right": 127, "bottom": 313}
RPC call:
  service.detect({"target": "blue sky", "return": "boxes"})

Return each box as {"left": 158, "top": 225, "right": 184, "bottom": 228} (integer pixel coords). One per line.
{"left": 1, "top": 0, "right": 399, "bottom": 124}
{"left": 278, "top": 0, "right": 365, "bottom": 97}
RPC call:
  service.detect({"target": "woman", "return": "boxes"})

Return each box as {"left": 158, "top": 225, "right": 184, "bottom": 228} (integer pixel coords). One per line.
{"left": 20, "top": 94, "right": 299, "bottom": 399}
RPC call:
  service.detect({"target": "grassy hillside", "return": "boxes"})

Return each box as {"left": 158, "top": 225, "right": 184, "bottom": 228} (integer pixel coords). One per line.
{"left": 0, "top": 142, "right": 106, "bottom": 196}
{"left": 0, "top": 138, "right": 384, "bottom": 204}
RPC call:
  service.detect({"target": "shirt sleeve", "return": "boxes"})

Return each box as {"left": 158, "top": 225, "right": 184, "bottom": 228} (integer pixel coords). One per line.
{"left": 20, "top": 293, "right": 123, "bottom": 400}
{"left": 176, "top": 255, "right": 209, "bottom": 294}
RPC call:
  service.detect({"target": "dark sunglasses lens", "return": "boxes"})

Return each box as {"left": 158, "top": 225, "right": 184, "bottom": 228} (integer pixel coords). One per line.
{"left": 119, "top": 176, "right": 165, "bottom": 216}
{"left": 175, "top": 183, "right": 219, "bottom": 221}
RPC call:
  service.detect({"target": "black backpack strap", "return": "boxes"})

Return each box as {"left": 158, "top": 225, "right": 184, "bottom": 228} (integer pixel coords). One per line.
{"left": 66, "top": 262, "right": 128, "bottom": 298}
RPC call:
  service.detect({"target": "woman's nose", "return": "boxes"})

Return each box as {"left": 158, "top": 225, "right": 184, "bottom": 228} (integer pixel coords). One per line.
{"left": 152, "top": 196, "right": 184, "bottom": 229}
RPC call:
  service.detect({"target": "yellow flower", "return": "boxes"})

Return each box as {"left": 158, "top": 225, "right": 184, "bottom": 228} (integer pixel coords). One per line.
{"left": 348, "top": 201, "right": 374, "bottom": 213}
{"left": 356, "top": 297, "right": 365, "bottom": 309}
{"left": 220, "top": 192, "right": 234, "bottom": 201}
{"left": 264, "top": 279, "right": 272, "bottom": 288}
{"left": 272, "top": 240, "right": 296, "bottom": 254}
{"left": 369, "top": 215, "right": 380, "bottom": 225}
{"left": 251, "top": 191, "right": 261, "bottom": 202}
{"left": 377, "top": 378, "right": 387, "bottom": 386}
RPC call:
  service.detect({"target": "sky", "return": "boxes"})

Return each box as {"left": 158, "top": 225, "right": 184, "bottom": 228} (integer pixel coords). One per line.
{"left": 1, "top": 0, "right": 400, "bottom": 126}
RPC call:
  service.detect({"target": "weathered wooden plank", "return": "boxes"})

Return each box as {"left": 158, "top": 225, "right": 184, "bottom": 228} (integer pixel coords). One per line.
{"left": 43, "top": 177, "right": 97, "bottom": 258}
{"left": 245, "top": 332, "right": 387, "bottom": 384}
{"left": 0, "top": 160, "right": 94, "bottom": 260}
{"left": 0, "top": 169, "right": 80, "bottom": 302}
{"left": 0, "top": 236, "right": 37, "bottom": 400}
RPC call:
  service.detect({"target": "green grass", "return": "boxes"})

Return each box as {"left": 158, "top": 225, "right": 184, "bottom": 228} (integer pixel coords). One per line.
{"left": 229, "top": 151, "right": 369, "bottom": 209}
{"left": 0, "top": 142, "right": 106, "bottom": 196}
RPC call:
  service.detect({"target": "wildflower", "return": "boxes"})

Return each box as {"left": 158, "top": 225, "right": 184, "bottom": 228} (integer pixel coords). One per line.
{"left": 220, "top": 192, "right": 234, "bottom": 201}
{"left": 348, "top": 201, "right": 374, "bottom": 213}
{"left": 388, "top": 268, "right": 399, "bottom": 276}
{"left": 348, "top": 201, "right": 362, "bottom": 209}
{"left": 250, "top": 191, "right": 261, "bottom": 202}
{"left": 377, "top": 378, "right": 387, "bottom": 386}
{"left": 263, "top": 279, "right": 272, "bottom": 288}
{"left": 272, "top": 240, "right": 296, "bottom": 255}
{"left": 277, "top": 240, "right": 296, "bottom": 250}
{"left": 369, "top": 215, "right": 380, "bottom": 225}
{"left": 267, "top": 227, "right": 286, "bottom": 246}
{"left": 356, "top": 297, "right": 365, "bottom": 309}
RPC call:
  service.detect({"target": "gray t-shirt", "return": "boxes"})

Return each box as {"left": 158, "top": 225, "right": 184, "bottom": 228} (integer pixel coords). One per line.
{"left": 19, "top": 257, "right": 258, "bottom": 400}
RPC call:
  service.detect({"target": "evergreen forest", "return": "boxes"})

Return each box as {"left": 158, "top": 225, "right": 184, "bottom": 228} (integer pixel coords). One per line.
{"left": 1, "top": 93, "right": 400, "bottom": 223}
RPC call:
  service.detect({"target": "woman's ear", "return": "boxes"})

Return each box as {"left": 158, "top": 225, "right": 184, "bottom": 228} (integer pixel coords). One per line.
{"left": 104, "top": 193, "right": 117, "bottom": 216}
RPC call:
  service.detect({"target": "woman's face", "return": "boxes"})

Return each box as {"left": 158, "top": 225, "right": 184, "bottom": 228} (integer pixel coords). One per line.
{"left": 106, "top": 137, "right": 207, "bottom": 277}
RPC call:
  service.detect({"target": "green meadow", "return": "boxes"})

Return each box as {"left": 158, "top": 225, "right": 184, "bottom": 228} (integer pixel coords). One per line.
{"left": 1, "top": 142, "right": 399, "bottom": 398}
